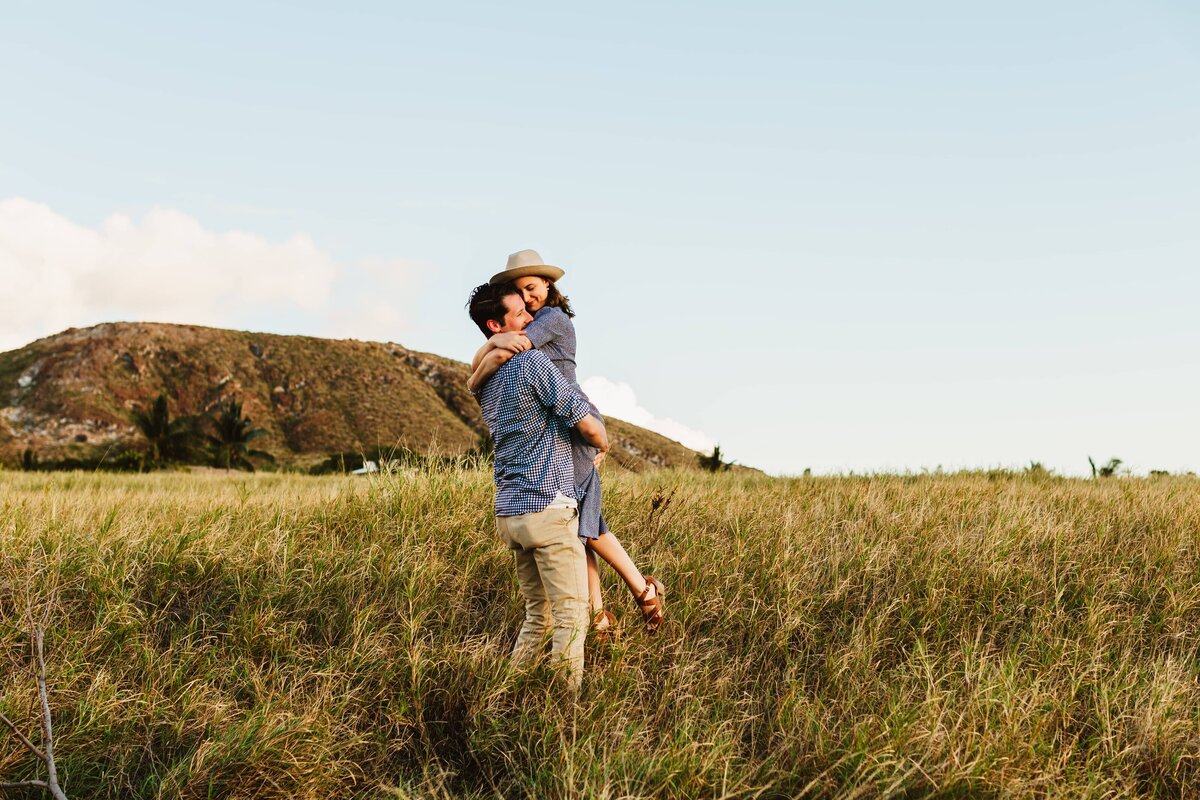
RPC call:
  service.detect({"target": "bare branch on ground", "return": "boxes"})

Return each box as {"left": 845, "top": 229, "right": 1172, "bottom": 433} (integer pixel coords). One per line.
{"left": 0, "top": 625, "right": 70, "bottom": 800}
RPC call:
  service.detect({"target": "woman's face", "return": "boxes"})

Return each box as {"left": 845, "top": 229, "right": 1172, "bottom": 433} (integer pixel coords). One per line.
{"left": 515, "top": 276, "right": 551, "bottom": 313}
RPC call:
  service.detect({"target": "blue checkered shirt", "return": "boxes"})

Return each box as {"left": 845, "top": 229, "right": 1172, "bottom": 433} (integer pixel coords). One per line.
{"left": 477, "top": 349, "right": 593, "bottom": 517}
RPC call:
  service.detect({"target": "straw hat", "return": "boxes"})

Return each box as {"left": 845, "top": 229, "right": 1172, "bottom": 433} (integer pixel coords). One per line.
{"left": 489, "top": 249, "right": 565, "bottom": 285}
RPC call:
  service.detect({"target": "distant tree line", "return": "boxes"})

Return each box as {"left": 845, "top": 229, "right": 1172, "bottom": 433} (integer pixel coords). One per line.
{"left": 132, "top": 394, "right": 272, "bottom": 471}
{"left": 18, "top": 394, "right": 272, "bottom": 473}
{"left": 16, "top": 407, "right": 1196, "bottom": 479}
{"left": 310, "top": 444, "right": 493, "bottom": 475}
{"left": 19, "top": 446, "right": 145, "bottom": 473}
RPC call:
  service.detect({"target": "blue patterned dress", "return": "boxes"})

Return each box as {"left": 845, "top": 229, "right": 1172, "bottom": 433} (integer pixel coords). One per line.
{"left": 523, "top": 306, "right": 608, "bottom": 539}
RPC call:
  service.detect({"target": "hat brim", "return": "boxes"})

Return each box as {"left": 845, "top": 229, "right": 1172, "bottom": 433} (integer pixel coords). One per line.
{"left": 489, "top": 265, "right": 565, "bottom": 285}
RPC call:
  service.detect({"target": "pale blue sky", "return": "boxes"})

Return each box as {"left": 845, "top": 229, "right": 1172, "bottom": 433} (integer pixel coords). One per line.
{"left": 3, "top": 1, "right": 1198, "bottom": 475}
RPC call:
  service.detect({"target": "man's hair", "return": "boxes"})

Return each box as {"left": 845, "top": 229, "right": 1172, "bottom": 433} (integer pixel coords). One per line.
{"left": 467, "top": 282, "right": 522, "bottom": 337}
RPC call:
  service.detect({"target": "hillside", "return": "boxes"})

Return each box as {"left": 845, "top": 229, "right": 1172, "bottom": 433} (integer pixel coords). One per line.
{"left": 0, "top": 322, "right": 706, "bottom": 471}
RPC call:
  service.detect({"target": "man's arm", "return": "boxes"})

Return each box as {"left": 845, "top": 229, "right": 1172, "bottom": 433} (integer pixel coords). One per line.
{"left": 522, "top": 353, "right": 610, "bottom": 468}
{"left": 574, "top": 414, "right": 609, "bottom": 468}
{"left": 524, "top": 351, "right": 592, "bottom": 420}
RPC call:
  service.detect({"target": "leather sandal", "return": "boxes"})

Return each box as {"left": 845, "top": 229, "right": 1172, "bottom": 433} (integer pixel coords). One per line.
{"left": 591, "top": 609, "right": 618, "bottom": 641}
{"left": 636, "top": 577, "right": 665, "bottom": 633}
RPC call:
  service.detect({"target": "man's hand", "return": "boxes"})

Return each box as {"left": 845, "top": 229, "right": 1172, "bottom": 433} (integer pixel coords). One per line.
{"left": 491, "top": 331, "right": 531, "bottom": 354}
{"left": 593, "top": 448, "right": 608, "bottom": 469}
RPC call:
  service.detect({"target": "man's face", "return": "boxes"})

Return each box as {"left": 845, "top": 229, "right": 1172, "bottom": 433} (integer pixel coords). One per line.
{"left": 490, "top": 292, "right": 532, "bottom": 333}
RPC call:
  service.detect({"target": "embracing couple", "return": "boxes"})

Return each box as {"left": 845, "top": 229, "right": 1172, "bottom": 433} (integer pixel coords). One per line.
{"left": 466, "top": 249, "right": 665, "bottom": 689}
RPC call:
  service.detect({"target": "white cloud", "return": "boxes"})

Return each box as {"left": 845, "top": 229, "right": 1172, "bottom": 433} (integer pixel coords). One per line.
{"left": 581, "top": 375, "right": 716, "bottom": 453}
{"left": 0, "top": 198, "right": 415, "bottom": 351}
{"left": 318, "top": 257, "right": 426, "bottom": 344}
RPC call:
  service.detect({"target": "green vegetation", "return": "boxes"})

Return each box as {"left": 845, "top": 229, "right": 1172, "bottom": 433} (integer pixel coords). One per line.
{"left": 18, "top": 446, "right": 146, "bottom": 474}
{"left": 206, "top": 398, "right": 273, "bottom": 471}
{"left": 1, "top": 468, "right": 1198, "bottom": 798}
{"left": 130, "top": 393, "right": 205, "bottom": 467}
{"left": 698, "top": 443, "right": 734, "bottom": 472}
{"left": 309, "top": 445, "right": 492, "bottom": 475}
{"left": 1089, "top": 455, "right": 1124, "bottom": 478}
{"left": 1, "top": 323, "right": 706, "bottom": 474}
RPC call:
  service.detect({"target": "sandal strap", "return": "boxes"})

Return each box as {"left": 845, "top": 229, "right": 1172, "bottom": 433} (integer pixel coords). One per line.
{"left": 637, "top": 576, "right": 663, "bottom": 606}
{"left": 638, "top": 577, "right": 665, "bottom": 632}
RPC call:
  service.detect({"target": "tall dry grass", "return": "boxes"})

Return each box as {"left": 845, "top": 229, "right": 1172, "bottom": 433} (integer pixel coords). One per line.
{"left": 0, "top": 468, "right": 1198, "bottom": 798}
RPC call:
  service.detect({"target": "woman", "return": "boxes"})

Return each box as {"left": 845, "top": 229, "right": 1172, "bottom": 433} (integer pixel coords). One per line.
{"left": 468, "top": 249, "right": 664, "bottom": 634}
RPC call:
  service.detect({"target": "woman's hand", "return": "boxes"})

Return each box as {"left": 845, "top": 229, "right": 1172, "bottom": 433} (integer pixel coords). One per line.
{"left": 490, "top": 331, "right": 532, "bottom": 354}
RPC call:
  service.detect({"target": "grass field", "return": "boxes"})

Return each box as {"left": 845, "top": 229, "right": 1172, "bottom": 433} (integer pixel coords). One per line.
{"left": 1, "top": 468, "right": 1198, "bottom": 798}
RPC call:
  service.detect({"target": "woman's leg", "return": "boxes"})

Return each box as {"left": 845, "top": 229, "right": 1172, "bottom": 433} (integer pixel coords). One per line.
{"left": 586, "top": 545, "right": 604, "bottom": 617}
{"left": 585, "top": 530, "right": 654, "bottom": 601}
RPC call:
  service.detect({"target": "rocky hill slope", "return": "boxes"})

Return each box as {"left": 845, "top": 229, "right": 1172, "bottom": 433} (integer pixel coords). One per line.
{"left": 0, "top": 322, "right": 704, "bottom": 471}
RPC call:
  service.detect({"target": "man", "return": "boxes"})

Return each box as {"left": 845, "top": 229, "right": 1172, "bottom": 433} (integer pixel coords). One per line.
{"left": 467, "top": 281, "right": 609, "bottom": 690}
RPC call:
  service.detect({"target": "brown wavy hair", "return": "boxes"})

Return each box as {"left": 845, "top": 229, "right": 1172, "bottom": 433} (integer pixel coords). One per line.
{"left": 536, "top": 280, "right": 575, "bottom": 318}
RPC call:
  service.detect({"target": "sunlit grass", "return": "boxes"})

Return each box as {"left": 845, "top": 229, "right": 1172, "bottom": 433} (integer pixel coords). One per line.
{"left": 1, "top": 469, "right": 1197, "bottom": 798}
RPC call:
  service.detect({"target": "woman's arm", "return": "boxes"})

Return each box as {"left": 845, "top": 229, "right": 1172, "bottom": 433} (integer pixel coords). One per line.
{"left": 469, "top": 340, "right": 494, "bottom": 372}
{"left": 467, "top": 347, "right": 516, "bottom": 393}
{"left": 470, "top": 331, "right": 530, "bottom": 371}
{"left": 470, "top": 312, "right": 567, "bottom": 393}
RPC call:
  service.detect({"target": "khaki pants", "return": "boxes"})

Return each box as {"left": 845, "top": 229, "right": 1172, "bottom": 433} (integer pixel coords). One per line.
{"left": 496, "top": 499, "right": 588, "bottom": 689}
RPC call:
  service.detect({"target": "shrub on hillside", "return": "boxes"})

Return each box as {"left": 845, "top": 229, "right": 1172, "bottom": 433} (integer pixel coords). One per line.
{"left": 698, "top": 444, "right": 734, "bottom": 472}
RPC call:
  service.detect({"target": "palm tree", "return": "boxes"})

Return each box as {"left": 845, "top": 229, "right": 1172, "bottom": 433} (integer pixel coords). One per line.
{"left": 1088, "top": 456, "right": 1123, "bottom": 478}
{"left": 131, "top": 393, "right": 204, "bottom": 466}
{"left": 131, "top": 394, "right": 170, "bottom": 464}
{"left": 207, "top": 398, "right": 273, "bottom": 471}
